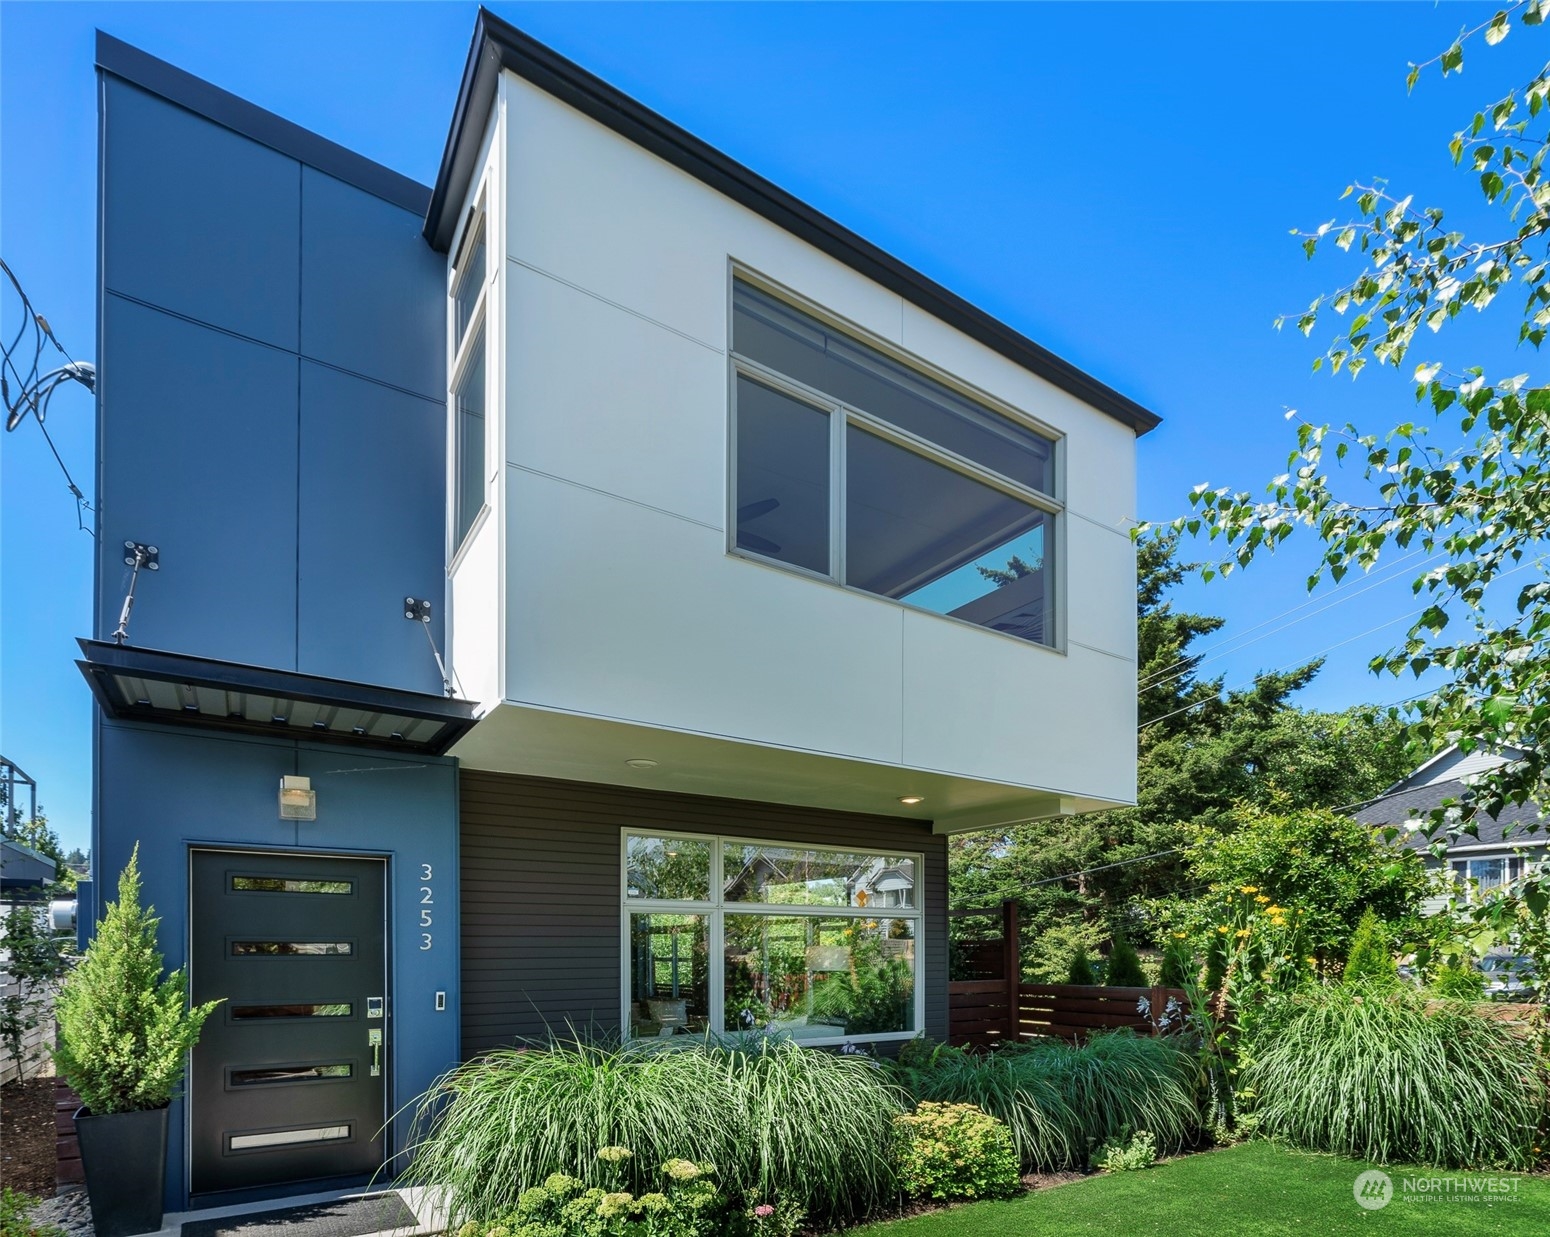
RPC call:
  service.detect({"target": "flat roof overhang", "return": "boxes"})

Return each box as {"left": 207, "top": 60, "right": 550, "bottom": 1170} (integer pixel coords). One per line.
{"left": 426, "top": 9, "right": 1161, "bottom": 438}
{"left": 76, "top": 639, "right": 478, "bottom": 756}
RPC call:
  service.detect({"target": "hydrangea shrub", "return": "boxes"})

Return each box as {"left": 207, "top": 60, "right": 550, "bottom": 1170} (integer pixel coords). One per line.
{"left": 893, "top": 1102, "right": 1021, "bottom": 1201}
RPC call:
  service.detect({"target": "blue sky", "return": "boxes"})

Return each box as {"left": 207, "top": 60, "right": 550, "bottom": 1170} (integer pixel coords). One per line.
{"left": 2, "top": 2, "right": 1542, "bottom": 853}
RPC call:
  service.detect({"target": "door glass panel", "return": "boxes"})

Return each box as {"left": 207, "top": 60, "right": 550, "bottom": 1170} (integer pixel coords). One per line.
{"left": 229, "top": 1125, "right": 351, "bottom": 1151}
{"left": 230, "top": 1003, "right": 352, "bottom": 1020}
{"left": 231, "top": 1064, "right": 352, "bottom": 1086}
{"left": 231, "top": 877, "right": 352, "bottom": 894}
{"left": 231, "top": 941, "right": 353, "bottom": 957}
{"left": 628, "top": 913, "right": 709, "bottom": 1038}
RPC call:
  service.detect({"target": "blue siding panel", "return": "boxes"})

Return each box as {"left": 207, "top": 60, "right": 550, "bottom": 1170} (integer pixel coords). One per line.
{"left": 301, "top": 167, "right": 446, "bottom": 400}
{"left": 102, "top": 79, "right": 301, "bottom": 351}
{"left": 94, "top": 721, "right": 460, "bottom": 1210}
{"left": 298, "top": 362, "right": 446, "bottom": 692}
{"left": 97, "top": 295, "right": 299, "bottom": 668}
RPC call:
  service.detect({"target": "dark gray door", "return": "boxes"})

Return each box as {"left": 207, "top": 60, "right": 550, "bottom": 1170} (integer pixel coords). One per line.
{"left": 190, "top": 851, "right": 387, "bottom": 1196}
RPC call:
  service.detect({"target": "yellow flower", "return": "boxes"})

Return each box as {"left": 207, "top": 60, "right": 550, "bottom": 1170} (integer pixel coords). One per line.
{"left": 1172, "top": 931, "right": 1188, "bottom": 939}
{"left": 1217, "top": 926, "right": 1231, "bottom": 934}
{"left": 1240, "top": 885, "right": 1259, "bottom": 894}
{"left": 1266, "top": 905, "right": 1284, "bottom": 914}
{"left": 1235, "top": 928, "right": 1252, "bottom": 938}
{"left": 1254, "top": 895, "right": 1271, "bottom": 904}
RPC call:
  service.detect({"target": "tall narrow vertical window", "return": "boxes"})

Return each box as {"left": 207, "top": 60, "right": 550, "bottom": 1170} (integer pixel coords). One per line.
{"left": 454, "top": 334, "right": 486, "bottom": 548}
{"left": 730, "top": 278, "right": 1061, "bottom": 647}
{"left": 450, "top": 206, "right": 488, "bottom": 553}
{"left": 452, "top": 217, "right": 486, "bottom": 349}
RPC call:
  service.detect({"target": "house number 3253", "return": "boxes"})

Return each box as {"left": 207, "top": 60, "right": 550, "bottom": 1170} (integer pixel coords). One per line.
{"left": 419, "top": 863, "right": 434, "bottom": 950}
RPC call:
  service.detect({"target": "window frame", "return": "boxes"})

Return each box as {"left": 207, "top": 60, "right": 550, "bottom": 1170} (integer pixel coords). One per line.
{"left": 448, "top": 192, "right": 491, "bottom": 562}
{"left": 620, "top": 829, "right": 926, "bottom": 1047}
{"left": 726, "top": 267, "right": 1065, "bottom": 651}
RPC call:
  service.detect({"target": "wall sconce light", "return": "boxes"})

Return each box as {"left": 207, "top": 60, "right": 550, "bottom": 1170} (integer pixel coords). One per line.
{"left": 279, "top": 775, "right": 316, "bottom": 821}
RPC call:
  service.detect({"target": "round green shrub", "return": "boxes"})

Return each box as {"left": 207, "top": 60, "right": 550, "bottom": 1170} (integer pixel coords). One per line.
{"left": 1430, "top": 961, "right": 1487, "bottom": 1001}
{"left": 894, "top": 1102, "right": 1021, "bottom": 1201}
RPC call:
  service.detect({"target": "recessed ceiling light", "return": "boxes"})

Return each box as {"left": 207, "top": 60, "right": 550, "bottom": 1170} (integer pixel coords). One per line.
{"left": 899, "top": 795, "right": 925, "bottom": 806}
{"left": 625, "top": 758, "right": 659, "bottom": 770}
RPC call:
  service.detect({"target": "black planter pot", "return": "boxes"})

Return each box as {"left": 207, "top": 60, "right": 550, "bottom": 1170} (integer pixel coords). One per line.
{"left": 74, "top": 1105, "right": 168, "bottom": 1237}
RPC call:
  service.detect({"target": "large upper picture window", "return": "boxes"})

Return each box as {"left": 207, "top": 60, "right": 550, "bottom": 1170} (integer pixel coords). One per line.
{"left": 624, "top": 832, "right": 922, "bottom": 1046}
{"left": 731, "top": 278, "right": 1059, "bottom": 646}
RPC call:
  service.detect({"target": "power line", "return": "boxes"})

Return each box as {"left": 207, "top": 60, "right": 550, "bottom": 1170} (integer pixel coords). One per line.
{"left": 1139, "top": 556, "right": 1546, "bottom": 734}
{"left": 1139, "top": 547, "right": 1440, "bottom": 695}
{"left": 2, "top": 258, "right": 95, "bottom": 535}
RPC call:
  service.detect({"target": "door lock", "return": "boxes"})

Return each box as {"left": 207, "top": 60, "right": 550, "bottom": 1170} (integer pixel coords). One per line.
{"left": 367, "top": 996, "right": 383, "bottom": 1019}
{"left": 368, "top": 1027, "right": 383, "bottom": 1077}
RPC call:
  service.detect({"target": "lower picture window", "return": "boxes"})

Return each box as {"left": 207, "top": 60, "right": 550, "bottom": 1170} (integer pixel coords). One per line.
{"left": 724, "top": 915, "right": 916, "bottom": 1038}
{"left": 624, "top": 832, "right": 923, "bottom": 1045}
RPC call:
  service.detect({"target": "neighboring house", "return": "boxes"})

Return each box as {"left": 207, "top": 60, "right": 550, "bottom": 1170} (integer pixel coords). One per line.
{"left": 76, "top": 11, "right": 1155, "bottom": 1211}
{"left": 0, "top": 839, "right": 56, "bottom": 895}
{"left": 1350, "top": 745, "right": 1548, "bottom": 912}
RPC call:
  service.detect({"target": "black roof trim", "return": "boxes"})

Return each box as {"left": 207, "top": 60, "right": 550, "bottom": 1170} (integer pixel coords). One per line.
{"left": 95, "top": 31, "right": 432, "bottom": 216}
{"left": 425, "top": 9, "right": 1160, "bottom": 436}
{"left": 76, "top": 639, "right": 477, "bottom": 757}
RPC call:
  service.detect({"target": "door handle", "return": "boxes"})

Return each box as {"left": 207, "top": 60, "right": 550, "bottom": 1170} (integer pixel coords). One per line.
{"left": 368, "top": 1028, "right": 382, "bottom": 1077}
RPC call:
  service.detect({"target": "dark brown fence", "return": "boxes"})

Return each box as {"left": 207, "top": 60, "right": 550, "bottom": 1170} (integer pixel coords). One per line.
{"left": 946, "top": 899, "right": 1185, "bottom": 1046}
{"left": 1017, "top": 983, "right": 1185, "bottom": 1041}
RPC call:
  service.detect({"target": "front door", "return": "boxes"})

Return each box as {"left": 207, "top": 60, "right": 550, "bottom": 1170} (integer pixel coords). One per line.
{"left": 190, "top": 850, "right": 387, "bottom": 1196}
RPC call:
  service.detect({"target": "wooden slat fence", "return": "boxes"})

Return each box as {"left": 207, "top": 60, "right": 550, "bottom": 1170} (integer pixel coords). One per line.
{"left": 56, "top": 1075, "right": 83, "bottom": 1191}
{"left": 1017, "top": 983, "right": 1185, "bottom": 1041}
{"left": 0, "top": 974, "right": 56, "bottom": 1085}
{"left": 946, "top": 899, "right": 1186, "bottom": 1045}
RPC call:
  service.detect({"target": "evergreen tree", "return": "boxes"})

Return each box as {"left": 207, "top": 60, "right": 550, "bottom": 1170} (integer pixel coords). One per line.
{"left": 1343, "top": 909, "right": 1400, "bottom": 986}
{"left": 950, "top": 532, "right": 1411, "bottom": 978}
{"left": 1065, "top": 947, "right": 1096, "bottom": 986}
{"left": 1105, "top": 934, "right": 1148, "bottom": 987}
{"left": 53, "top": 845, "right": 221, "bottom": 1113}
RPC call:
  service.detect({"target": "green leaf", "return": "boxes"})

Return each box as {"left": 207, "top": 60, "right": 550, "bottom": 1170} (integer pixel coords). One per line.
{"left": 1485, "top": 11, "right": 1511, "bottom": 45}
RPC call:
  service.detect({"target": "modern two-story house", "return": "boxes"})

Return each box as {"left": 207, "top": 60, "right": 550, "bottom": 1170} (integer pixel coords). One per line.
{"left": 76, "top": 8, "right": 1157, "bottom": 1212}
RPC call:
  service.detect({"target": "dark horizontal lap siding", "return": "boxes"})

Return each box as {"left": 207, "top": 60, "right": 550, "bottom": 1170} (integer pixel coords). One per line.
{"left": 459, "top": 770, "right": 948, "bottom": 1055}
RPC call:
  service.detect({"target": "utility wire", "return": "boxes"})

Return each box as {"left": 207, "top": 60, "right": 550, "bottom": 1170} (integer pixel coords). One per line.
{"left": 1139, "top": 556, "right": 1546, "bottom": 735}
{"left": 2, "top": 258, "right": 96, "bottom": 535}
{"left": 1138, "top": 547, "right": 1441, "bottom": 695}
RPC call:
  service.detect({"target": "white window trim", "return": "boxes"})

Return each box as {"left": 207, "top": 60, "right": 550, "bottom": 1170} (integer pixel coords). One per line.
{"left": 448, "top": 190, "right": 492, "bottom": 563}
{"left": 620, "top": 829, "right": 926, "bottom": 1048}
{"left": 725, "top": 268, "right": 1064, "bottom": 652}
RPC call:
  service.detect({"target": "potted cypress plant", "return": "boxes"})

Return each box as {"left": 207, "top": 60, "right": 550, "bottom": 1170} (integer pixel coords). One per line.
{"left": 52, "top": 846, "right": 220, "bottom": 1237}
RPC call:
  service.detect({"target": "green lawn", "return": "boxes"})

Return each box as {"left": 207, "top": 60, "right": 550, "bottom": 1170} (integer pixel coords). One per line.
{"left": 853, "top": 1142, "right": 1550, "bottom": 1236}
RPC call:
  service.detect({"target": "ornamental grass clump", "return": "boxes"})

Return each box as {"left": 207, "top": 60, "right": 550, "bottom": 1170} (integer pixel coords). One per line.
{"left": 894, "top": 1102, "right": 1021, "bottom": 1201}
{"left": 1244, "top": 984, "right": 1545, "bottom": 1169}
{"left": 403, "top": 1034, "right": 902, "bottom": 1226}
{"left": 898, "top": 1042, "right": 1076, "bottom": 1170}
{"left": 896, "top": 1030, "right": 1198, "bottom": 1171}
